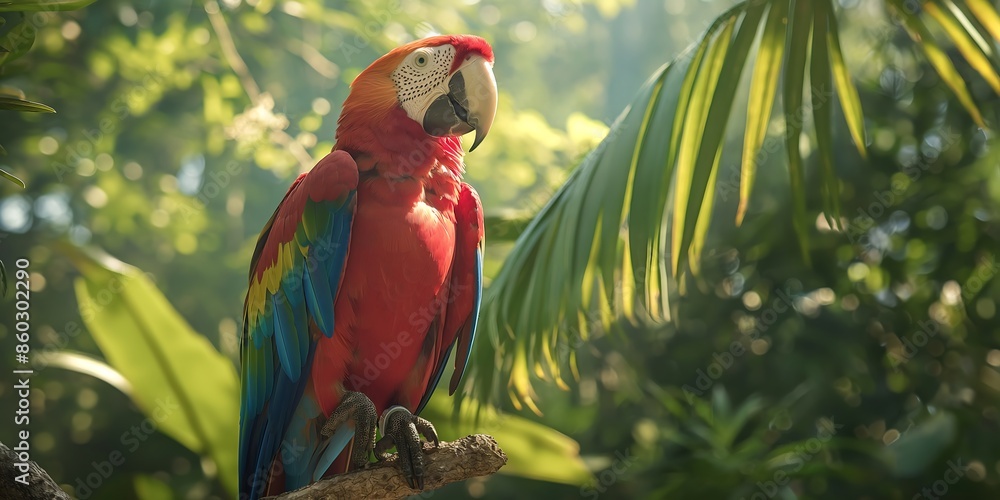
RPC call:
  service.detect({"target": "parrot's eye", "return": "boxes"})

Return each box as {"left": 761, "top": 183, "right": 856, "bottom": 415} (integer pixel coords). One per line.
{"left": 414, "top": 54, "right": 429, "bottom": 68}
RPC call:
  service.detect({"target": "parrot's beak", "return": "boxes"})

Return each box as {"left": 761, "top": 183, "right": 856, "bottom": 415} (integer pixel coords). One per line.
{"left": 422, "top": 55, "right": 497, "bottom": 152}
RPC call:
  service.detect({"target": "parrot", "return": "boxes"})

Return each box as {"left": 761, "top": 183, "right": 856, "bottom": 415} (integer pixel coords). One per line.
{"left": 238, "top": 34, "right": 497, "bottom": 499}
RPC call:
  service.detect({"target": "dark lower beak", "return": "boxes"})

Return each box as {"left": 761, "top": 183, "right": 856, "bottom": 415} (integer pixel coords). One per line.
{"left": 423, "top": 72, "right": 476, "bottom": 138}
{"left": 421, "top": 56, "right": 497, "bottom": 152}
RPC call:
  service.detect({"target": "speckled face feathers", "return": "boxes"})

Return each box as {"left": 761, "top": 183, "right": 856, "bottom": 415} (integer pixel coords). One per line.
{"left": 389, "top": 42, "right": 496, "bottom": 151}
{"left": 392, "top": 45, "right": 456, "bottom": 110}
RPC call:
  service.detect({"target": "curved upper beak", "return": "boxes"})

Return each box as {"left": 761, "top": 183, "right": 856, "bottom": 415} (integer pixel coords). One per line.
{"left": 421, "top": 55, "right": 497, "bottom": 152}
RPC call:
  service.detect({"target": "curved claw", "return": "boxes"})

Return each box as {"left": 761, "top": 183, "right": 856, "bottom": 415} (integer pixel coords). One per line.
{"left": 376, "top": 406, "right": 439, "bottom": 489}
{"left": 322, "top": 391, "right": 378, "bottom": 469}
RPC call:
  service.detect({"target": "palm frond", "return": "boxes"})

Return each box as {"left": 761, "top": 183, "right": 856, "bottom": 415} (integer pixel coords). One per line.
{"left": 466, "top": 0, "right": 1000, "bottom": 410}
{"left": 892, "top": 1, "right": 987, "bottom": 127}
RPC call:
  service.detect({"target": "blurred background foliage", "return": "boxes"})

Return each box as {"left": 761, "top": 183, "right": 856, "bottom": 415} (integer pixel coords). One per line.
{"left": 0, "top": 0, "right": 999, "bottom": 499}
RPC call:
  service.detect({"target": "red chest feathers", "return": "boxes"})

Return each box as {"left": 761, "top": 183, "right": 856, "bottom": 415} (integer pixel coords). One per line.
{"left": 317, "top": 172, "right": 459, "bottom": 412}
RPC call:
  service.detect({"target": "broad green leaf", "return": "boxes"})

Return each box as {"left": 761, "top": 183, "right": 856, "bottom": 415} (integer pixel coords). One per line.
{"left": 811, "top": 1, "right": 843, "bottom": 231}
{"left": 967, "top": 0, "right": 1000, "bottom": 42}
{"left": 0, "top": 0, "right": 97, "bottom": 11}
{"left": 0, "top": 95, "right": 55, "bottom": 113}
{"left": 896, "top": 4, "right": 986, "bottom": 127}
{"left": 826, "top": 3, "right": 868, "bottom": 158}
{"left": 0, "top": 12, "right": 35, "bottom": 65}
{"left": 1, "top": 167, "right": 24, "bottom": 188}
{"left": 886, "top": 412, "right": 958, "bottom": 477}
{"left": 784, "top": 0, "right": 812, "bottom": 264}
{"left": 424, "top": 397, "right": 591, "bottom": 486}
{"left": 133, "top": 475, "right": 172, "bottom": 500}
{"left": 925, "top": 1, "right": 1000, "bottom": 93}
{"left": 738, "top": 0, "right": 788, "bottom": 226}
{"left": 63, "top": 244, "right": 239, "bottom": 498}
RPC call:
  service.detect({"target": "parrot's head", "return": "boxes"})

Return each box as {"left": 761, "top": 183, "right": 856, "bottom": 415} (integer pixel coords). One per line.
{"left": 336, "top": 35, "right": 497, "bottom": 172}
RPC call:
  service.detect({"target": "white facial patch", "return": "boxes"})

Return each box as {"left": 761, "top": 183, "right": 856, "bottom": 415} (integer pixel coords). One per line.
{"left": 391, "top": 44, "right": 456, "bottom": 122}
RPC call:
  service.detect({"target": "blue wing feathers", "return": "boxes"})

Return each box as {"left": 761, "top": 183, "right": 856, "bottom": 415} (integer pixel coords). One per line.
{"left": 461, "top": 249, "right": 483, "bottom": 379}
{"left": 261, "top": 341, "right": 274, "bottom": 404}
{"left": 241, "top": 179, "right": 356, "bottom": 500}
{"left": 417, "top": 246, "right": 484, "bottom": 414}
{"left": 303, "top": 262, "right": 334, "bottom": 335}
{"left": 272, "top": 295, "right": 300, "bottom": 381}
{"left": 416, "top": 344, "right": 454, "bottom": 414}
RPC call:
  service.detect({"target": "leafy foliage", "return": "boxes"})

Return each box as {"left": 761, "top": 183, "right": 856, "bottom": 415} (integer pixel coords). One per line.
{"left": 0, "top": 0, "right": 96, "bottom": 186}
{"left": 64, "top": 244, "right": 240, "bottom": 497}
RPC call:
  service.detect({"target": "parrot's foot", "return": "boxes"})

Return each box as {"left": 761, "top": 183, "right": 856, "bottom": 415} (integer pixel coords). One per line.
{"left": 375, "top": 405, "right": 439, "bottom": 489}
{"left": 321, "top": 391, "right": 378, "bottom": 469}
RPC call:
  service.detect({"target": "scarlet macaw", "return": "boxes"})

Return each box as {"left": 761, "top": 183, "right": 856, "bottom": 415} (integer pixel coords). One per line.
{"left": 239, "top": 35, "right": 496, "bottom": 498}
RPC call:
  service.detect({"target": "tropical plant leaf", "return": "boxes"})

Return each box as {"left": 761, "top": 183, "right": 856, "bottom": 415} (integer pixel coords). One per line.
{"left": 783, "top": 0, "right": 813, "bottom": 265}
{"left": 738, "top": 0, "right": 788, "bottom": 226}
{"left": 0, "top": 0, "right": 97, "bottom": 12}
{"left": 967, "top": 0, "right": 1000, "bottom": 42}
{"left": 423, "top": 397, "right": 592, "bottom": 486}
{"left": 811, "top": 1, "right": 843, "bottom": 231}
{"left": 893, "top": 2, "right": 986, "bottom": 127}
{"left": 670, "top": 14, "right": 737, "bottom": 276}
{"left": 826, "top": 2, "right": 868, "bottom": 158}
{"left": 463, "top": 4, "right": 750, "bottom": 411}
{"left": 0, "top": 95, "right": 55, "bottom": 112}
{"left": 40, "top": 351, "right": 134, "bottom": 395}
{"left": 0, "top": 12, "right": 35, "bottom": 65}
{"left": 62, "top": 244, "right": 239, "bottom": 498}
{"left": 886, "top": 412, "right": 958, "bottom": 477}
{"left": 686, "top": 3, "right": 766, "bottom": 276}
{"left": 925, "top": 0, "right": 1000, "bottom": 93}
{"left": 944, "top": 0, "right": 996, "bottom": 55}
{"left": 463, "top": 0, "right": 1000, "bottom": 409}
{"left": 132, "top": 475, "right": 173, "bottom": 500}
{"left": 1, "top": 167, "right": 24, "bottom": 187}
{"left": 485, "top": 210, "right": 535, "bottom": 242}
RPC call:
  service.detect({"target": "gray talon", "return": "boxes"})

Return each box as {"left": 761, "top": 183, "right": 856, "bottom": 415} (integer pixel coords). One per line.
{"left": 376, "top": 405, "right": 438, "bottom": 489}
{"left": 322, "top": 391, "right": 378, "bottom": 469}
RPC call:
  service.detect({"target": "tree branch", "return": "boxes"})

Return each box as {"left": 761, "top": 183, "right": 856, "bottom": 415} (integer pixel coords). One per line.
{"left": 266, "top": 434, "right": 507, "bottom": 500}
{"left": 0, "top": 441, "right": 70, "bottom": 500}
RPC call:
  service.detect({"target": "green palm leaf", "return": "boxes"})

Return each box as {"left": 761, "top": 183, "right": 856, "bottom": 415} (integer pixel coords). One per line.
{"left": 464, "top": 0, "right": 1000, "bottom": 409}
{"left": 783, "top": 0, "right": 812, "bottom": 263}
{"left": 826, "top": 4, "right": 868, "bottom": 159}
{"left": 738, "top": 0, "right": 788, "bottom": 225}
{"left": 0, "top": 0, "right": 97, "bottom": 12}
{"left": 924, "top": 0, "right": 1000, "bottom": 94}
{"left": 968, "top": 0, "right": 1000, "bottom": 42}
{"left": 812, "top": 1, "right": 843, "bottom": 231}
{"left": 0, "top": 167, "right": 23, "bottom": 187}
{"left": 893, "top": 1, "right": 986, "bottom": 126}
{"left": 0, "top": 95, "right": 55, "bottom": 112}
